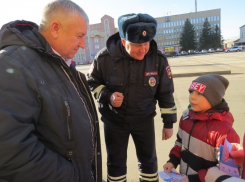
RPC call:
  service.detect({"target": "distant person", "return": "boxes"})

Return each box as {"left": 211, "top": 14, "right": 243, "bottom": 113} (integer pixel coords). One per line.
{"left": 0, "top": 0, "right": 101, "bottom": 181}
{"left": 87, "top": 13, "right": 177, "bottom": 181}
{"left": 163, "top": 74, "right": 240, "bottom": 182}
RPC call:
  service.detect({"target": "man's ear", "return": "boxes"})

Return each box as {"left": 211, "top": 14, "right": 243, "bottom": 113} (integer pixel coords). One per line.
{"left": 50, "top": 21, "right": 61, "bottom": 39}
{"left": 121, "top": 39, "right": 126, "bottom": 47}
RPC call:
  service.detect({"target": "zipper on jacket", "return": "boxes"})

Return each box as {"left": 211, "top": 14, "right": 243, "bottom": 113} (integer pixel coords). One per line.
{"left": 185, "top": 120, "right": 197, "bottom": 175}
{"left": 64, "top": 101, "right": 71, "bottom": 140}
{"left": 78, "top": 73, "right": 96, "bottom": 117}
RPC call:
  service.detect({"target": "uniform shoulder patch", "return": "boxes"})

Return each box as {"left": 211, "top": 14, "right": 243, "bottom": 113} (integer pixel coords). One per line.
{"left": 166, "top": 65, "right": 172, "bottom": 79}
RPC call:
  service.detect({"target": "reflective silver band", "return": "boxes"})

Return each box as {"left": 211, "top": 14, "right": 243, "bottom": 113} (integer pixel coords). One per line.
{"left": 92, "top": 85, "right": 105, "bottom": 99}
{"left": 108, "top": 174, "right": 126, "bottom": 182}
{"left": 160, "top": 105, "right": 177, "bottom": 114}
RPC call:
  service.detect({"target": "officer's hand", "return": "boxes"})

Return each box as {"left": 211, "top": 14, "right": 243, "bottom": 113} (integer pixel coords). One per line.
{"left": 110, "top": 92, "right": 124, "bottom": 107}
{"left": 162, "top": 128, "right": 173, "bottom": 140}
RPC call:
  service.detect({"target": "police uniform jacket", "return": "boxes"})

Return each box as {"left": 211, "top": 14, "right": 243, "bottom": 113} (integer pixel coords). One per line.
{"left": 87, "top": 32, "right": 176, "bottom": 127}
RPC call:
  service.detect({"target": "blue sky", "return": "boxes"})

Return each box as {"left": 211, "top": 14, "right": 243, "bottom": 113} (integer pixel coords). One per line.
{"left": 0, "top": 0, "right": 244, "bottom": 40}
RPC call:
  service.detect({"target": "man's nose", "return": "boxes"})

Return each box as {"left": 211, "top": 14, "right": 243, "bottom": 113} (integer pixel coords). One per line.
{"left": 79, "top": 38, "right": 85, "bottom": 49}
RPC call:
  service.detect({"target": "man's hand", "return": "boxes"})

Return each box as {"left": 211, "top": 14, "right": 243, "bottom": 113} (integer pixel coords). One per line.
{"left": 162, "top": 128, "right": 173, "bottom": 140}
{"left": 230, "top": 143, "right": 244, "bottom": 166}
{"left": 163, "top": 162, "right": 174, "bottom": 173}
{"left": 205, "top": 167, "right": 228, "bottom": 182}
{"left": 110, "top": 92, "right": 124, "bottom": 107}
{"left": 180, "top": 177, "right": 189, "bottom": 182}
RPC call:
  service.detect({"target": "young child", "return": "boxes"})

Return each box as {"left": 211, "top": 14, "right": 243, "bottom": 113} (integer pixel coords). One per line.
{"left": 163, "top": 74, "right": 240, "bottom": 182}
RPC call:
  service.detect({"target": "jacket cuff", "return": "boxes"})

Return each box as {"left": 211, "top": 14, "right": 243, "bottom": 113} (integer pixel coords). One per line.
{"left": 164, "top": 123, "right": 173, "bottom": 128}
{"left": 106, "top": 92, "right": 113, "bottom": 103}
{"left": 188, "top": 174, "right": 201, "bottom": 182}
{"left": 167, "top": 154, "right": 180, "bottom": 168}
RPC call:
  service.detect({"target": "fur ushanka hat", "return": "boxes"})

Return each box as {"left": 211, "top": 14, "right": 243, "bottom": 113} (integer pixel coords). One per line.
{"left": 118, "top": 13, "right": 157, "bottom": 44}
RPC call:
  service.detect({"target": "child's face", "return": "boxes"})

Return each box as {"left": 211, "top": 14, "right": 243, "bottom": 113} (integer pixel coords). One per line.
{"left": 189, "top": 90, "right": 212, "bottom": 113}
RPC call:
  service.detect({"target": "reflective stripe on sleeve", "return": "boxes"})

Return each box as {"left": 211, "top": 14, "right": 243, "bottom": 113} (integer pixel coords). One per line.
{"left": 92, "top": 85, "right": 105, "bottom": 99}
{"left": 160, "top": 105, "right": 177, "bottom": 114}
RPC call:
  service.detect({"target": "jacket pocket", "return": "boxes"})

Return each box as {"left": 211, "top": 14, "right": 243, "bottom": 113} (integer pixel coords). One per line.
{"left": 140, "top": 76, "right": 159, "bottom": 99}
{"left": 106, "top": 76, "right": 124, "bottom": 93}
{"left": 62, "top": 98, "right": 74, "bottom": 142}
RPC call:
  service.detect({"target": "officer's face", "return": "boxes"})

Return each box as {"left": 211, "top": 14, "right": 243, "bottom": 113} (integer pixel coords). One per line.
{"left": 121, "top": 39, "right": 150, "bottom": 60}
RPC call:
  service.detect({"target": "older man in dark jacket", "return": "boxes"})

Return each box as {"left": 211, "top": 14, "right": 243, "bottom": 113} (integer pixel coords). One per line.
{"left": 87, "top": 13, "right": 177, "bottom": 182}
{"left": 0, "top": 0, "right": 101, "bottom": 182}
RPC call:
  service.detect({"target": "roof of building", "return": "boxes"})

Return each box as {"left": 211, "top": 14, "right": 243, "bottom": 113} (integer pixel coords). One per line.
{"left": 90, "top": 30, "right": 105, "bottom": 38}
{"left": 240, "top": 24, "right": 245, "bottom": 28}
{"left": 234, "top": 37, "right": 245, "bottom": 43}
{"left": 223, "top": 38, "right": 240, "bottom": 43}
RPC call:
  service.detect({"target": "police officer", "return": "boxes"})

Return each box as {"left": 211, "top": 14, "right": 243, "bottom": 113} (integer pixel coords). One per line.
{"left": 87, "top": 13, "right": 177, "bottom": 182}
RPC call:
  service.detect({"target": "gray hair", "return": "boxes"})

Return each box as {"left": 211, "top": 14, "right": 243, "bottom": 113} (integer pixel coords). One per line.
{"left": 39, "top": 0, "right": 89, "bottom": 31}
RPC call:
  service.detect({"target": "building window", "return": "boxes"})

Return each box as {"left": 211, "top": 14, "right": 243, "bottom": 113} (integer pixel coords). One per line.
{"left": 214, "top": 16, "right": 216, "bottom": 21}
{"left": 163, "top": 23, "right": 165, "bottom": 28}
{"left": 164, "top": 30, "right": 165, "bottom": 34}
{"left": 166, "top": 30, "right": 168, "bottom": 33}
{"left": 197, "top": 32, "right": 199, "bottom": 36}
{"left": 196, "top": 26, "right": 199, "bottom": 29}
{"left": 95, "top": 45, "right": 100, "bottom": 49}
{"left": 217, "top": 23, "right": 219, "bottom": 27}
{"left": 179, "top": 21, "right": 181, "bottom": 26}
{"left": 190, "top": 19, "right": 192, "bottom": 24}
{"left": 208, "top": 17, "right": 210, "bottom": 22}
{"left": 193, "top": 19, "right": 195, "bottom": 24}
{"left": 182, "top": 20, "right": 185, "bottom": 25}
{"left": 211, "top": 16, "right": 213, "bottom": 21}
{"left": 177, "top": 21, "right": 179, "bottom": 26}
{"left": 199, "top": 18, "right": 201, "bottom": 23}
{"left": 202, "top": 18, "right": 204, "bottom": 22}
{"left": 94, "top": 38, "right": 99, "bottom": 43}
{"left": 196, "top": 18, "right": 198, "bottom": 23}
{"left": 171, "top": 22, "right": 173, "bottom": 27}
{"left": 217, "top": 15, "right": 220, "bottom": 21}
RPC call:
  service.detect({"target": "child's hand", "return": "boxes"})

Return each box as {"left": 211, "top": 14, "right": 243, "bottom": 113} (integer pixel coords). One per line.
{"left": 180, "top": 177, "right": 189, "bottom": 182}
{"left": 163, "top": 162, "right": 174, "bottom": 173}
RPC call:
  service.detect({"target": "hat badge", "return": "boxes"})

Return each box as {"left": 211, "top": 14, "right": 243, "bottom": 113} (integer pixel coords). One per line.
{"left": 142, "top": 31, "right": 147, "bottom": 36}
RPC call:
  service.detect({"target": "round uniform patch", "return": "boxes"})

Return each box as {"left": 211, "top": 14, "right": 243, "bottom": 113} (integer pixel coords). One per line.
{"left": 149, "top": 77, "right": 156, "bottom": 87}
{"left": 166, "top": 65, "right": 172, "bottom": 79}
{"left": 142, "top": 31, "right": 147, "bottom": 36}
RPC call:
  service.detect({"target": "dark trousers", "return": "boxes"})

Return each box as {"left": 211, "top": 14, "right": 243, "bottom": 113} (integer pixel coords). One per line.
{"left": 104, "top": 119, "right": 158, "bottom": 182}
